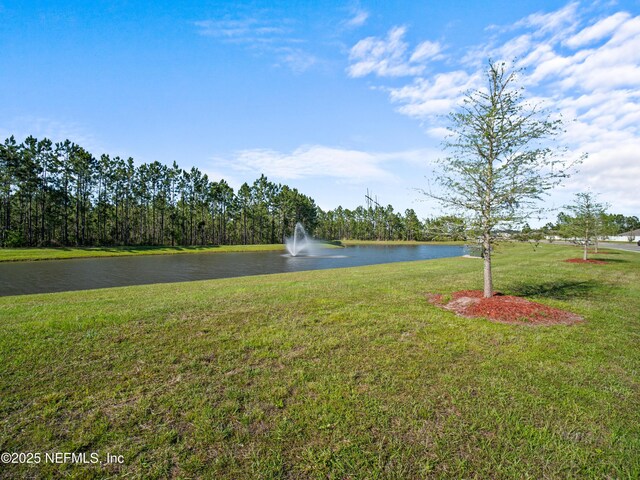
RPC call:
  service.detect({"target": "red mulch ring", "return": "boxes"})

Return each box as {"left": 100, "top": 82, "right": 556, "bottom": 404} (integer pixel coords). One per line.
{"left": 564, "top": 258, "right": 607, "bottom": 264}
{"left": 426, "top": 290, "right": 583, "bottom": 325}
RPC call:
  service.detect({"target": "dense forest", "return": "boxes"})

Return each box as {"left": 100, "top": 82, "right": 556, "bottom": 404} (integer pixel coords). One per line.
{"left": 0, "top": 135, "right": 465, "bottom": 248}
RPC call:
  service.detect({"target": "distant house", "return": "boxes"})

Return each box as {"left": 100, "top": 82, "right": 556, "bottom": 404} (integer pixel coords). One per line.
{"left": 494, "top": 229, "right": 518, "bottom": 238}
{"left": 606, "top": 228, "right": 640, "bottom": 242}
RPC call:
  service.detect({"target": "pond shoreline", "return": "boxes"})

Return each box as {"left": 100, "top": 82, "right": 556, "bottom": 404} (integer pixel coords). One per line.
{"left": 0, "top": 244, "right": 467, "bottom": 297}
{"left": 0, "top": 241, "right": 463, "bottom": 263}
{"left": 0, "top": 244, "right": 288, "bottom": 263}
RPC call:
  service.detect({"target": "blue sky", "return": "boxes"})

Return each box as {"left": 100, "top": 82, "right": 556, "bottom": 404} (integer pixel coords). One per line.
{"left": 2, "top": 1, "right": 640, "bottom": 225}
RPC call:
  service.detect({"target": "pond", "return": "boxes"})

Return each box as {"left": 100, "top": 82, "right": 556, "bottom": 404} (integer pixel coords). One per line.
{"left": 0, "top": 244, "right": 467, "bottom": 296}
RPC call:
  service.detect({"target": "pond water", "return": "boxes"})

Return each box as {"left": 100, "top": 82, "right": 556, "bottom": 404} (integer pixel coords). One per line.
{"left": 0, "top": 244, "right": 467, "bottom": 296}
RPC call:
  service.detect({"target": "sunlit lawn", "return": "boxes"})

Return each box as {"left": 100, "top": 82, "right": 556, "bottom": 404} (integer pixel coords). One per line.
{"left": 0, "top": 243, "right": 638, "bottom": 478}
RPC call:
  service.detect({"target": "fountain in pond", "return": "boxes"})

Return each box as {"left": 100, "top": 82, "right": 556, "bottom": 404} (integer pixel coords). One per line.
{"left": 285, "top": 222, "right": 317, "bottom": 257}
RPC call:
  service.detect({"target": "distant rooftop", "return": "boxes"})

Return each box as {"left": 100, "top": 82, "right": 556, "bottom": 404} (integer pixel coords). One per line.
{"left": 619, "top": 228, "right": 640, "bottom": 236}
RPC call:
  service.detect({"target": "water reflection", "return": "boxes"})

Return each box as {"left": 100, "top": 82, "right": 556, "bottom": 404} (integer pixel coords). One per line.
{"left": 0, "top": 244, "right": 466, "bottom": 296}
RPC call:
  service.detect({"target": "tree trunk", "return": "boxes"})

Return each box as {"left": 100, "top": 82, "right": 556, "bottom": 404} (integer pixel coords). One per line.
{"left": 483, "top": 233, "right": 493, "bottom": 298}
{"left": 222, "top": 209, "right": 227, "bottom": 245}
{"left": 41, "top": 185, "right": 46, "bottom": 245}
{"left": 584, "top": 227, "right": 588, "bottom": 260}
{"left": 4, "top": 196, "right": 10, "bottom": 246}
{"left": 28, "top": 194, "right": 33, "bottom": 245}
{"left": 75, "top": 182, "right": 80, "bottom": 246}
{"left": 243, "top": 210, "right": 247, "bottom": 245}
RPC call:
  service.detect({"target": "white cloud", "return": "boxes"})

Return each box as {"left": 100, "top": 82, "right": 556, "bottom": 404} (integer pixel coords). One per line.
{"left": 195, "top": 15, "right": 318, "bottom": 74}
{"left": 346, "top": 3, "right": 640, "bottom": 215}
{"left": 345, "top": 9, "right": 369, "bottom": 28}
{"left": 409, "top": 41, "right": 443, "bottom": 63}
{"left": 273, "top": 47, "right": 318, "bottom": 73}
{"left": 388, "top": 70, "right": 481, "bottom": 117}
{"left": 220, "top": 145, "right": 434, "bottom": 183}
{"left": 513, "top": 1, "right": 580, "bottom": 39}
{"left": 565, "top": 11, "right": 631, "bottom": 48}
{"left": 194, "top": 18, "right": 293, "bottom": 43}
{"left": 494, "top": 34, "right": 534, "bottom": 61}
{"left": 348, "top": 26, "right": 440, "bottom": 78}
{"left": 425, "top": 127, "right": 452, "bottom": 140}
{"left": 233, "top": 146, "right": 391, "bottom": 181}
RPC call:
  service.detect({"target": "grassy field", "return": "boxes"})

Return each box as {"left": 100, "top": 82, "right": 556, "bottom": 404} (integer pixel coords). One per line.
{"left": 0, "top": 243, "right": 638, "bottom": 478}
{"left": 0, "top": 244, "right": 290, "bottom": 262}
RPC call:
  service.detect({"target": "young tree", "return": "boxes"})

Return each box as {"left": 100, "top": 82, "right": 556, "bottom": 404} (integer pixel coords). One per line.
{"left": 562, "top": 192, "right": 608, "bottom": 260}
{"left": 422, "top": 60, "right": 578, "bottom": 297}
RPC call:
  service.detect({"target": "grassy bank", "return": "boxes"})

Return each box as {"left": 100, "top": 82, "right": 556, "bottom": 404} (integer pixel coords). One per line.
{"left": 0, "top": 241, "right": 458, "bottom": 263}
{"left": 0, "top": 244, "right": 289, "bottom": 262}
{"left": 1, "top": 244, "right": 639, "bottom": 478}
{"left": 340, "top": 239, "right": 465, "bottom": 246}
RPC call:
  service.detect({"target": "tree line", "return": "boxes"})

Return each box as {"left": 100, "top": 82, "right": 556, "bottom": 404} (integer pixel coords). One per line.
{"left": 316, "top": 208, "right": 467, "bottom": 242}
{"left": 0, "top": 136, "right": 319, "bottom": 247}
{"left": 0, "top": 135, "right": 468, "bottom": 248}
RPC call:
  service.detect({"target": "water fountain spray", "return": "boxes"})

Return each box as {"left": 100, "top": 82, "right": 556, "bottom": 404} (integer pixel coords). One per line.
{"left": 285, "top": 223, "right": 314, "bottom": 256}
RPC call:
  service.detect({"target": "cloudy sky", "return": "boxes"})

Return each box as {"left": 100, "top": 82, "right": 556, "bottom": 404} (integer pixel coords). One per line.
{"left": 2, "top": 1, "right": 639, "bottom": 224}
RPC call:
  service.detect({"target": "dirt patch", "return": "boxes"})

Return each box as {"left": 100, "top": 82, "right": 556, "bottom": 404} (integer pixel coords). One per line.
{"left": 426, "top": 290, "right": 583, "bottom": 325}
{"left": 564, "top": 258, "right": 607, "bottom": 264}
{"left": 425, "top": 293, "right": 445, "bottom": 305}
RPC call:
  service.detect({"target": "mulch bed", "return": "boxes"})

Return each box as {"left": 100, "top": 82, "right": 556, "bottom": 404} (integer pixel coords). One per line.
{"left": 426, "top": 290, "right": 583, "bottom": 325}
{"left": 564, "top": 258, "right": 607, "bottom": 264}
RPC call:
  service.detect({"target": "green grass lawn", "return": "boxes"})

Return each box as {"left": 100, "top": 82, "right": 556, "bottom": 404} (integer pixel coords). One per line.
{"left": 1, "top": 243, "right": 638, "bottom": 478}
{"left": 0, "top": 244, "right": 289, "bottom": 262}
